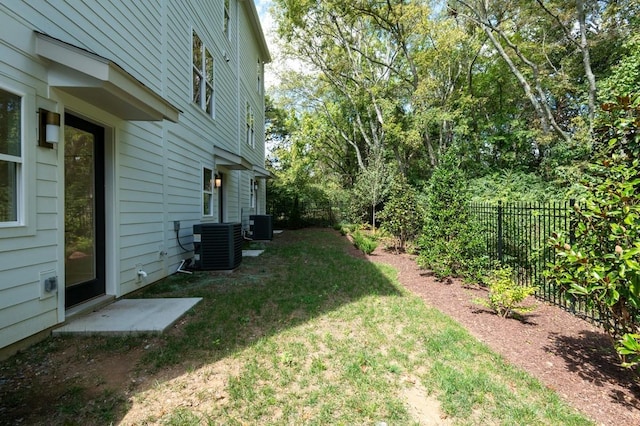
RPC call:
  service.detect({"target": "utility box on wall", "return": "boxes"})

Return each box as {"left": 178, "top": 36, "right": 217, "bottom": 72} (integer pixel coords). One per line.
{"left": 250, "top": 215, "right": 273, "bottom": 240}
{"left": 193, "top": 223, "right": 243, "bottom": 270}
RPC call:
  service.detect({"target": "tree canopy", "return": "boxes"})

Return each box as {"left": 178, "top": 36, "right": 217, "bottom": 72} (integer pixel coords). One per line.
{"left": 267, "top": 0, "right": 639, "bottom": 201}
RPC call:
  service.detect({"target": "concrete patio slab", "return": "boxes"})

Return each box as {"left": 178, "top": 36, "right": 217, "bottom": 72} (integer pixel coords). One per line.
{"left": 52, "top": 298, "right": 202, "bottom": 336}
{"left": 242, "top": 249, "right": 265, "bottom": 257}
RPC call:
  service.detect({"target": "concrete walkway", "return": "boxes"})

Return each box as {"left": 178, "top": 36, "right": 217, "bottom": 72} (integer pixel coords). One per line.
{"left": 53, "top": 298, "right": 202, "bottom": 336}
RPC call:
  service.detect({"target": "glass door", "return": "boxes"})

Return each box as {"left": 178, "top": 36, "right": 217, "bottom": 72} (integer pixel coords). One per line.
{"left": 64, "top": 114, "right": 105, "bottom": 308}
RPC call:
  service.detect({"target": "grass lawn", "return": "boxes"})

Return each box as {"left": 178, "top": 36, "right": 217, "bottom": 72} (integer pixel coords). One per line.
{"left": 1, "top": 228, "right": 594, "bottom": 425}
{"left": 125, "top": 228, "right": 593, "bottom": 425}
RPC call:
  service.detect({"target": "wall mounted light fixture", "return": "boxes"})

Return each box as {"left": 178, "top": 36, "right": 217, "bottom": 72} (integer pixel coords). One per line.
{"left": 214, "top": 175, "right": 222, "bottom": 188}
{"left": 38, "top": 108, "right": 60, "bottom": 148}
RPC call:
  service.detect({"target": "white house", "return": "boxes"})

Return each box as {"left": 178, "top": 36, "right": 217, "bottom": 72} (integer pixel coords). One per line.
{"left": 0, "top": 0, "right": 271, "bottom": 358}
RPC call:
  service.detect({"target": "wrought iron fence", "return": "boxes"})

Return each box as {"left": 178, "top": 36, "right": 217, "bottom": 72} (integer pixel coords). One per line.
{"left": 267, "top": 200, "right": 345, "bottom": 228}
{"left": 470, "top": 200, "right": 599, "bottom": 323}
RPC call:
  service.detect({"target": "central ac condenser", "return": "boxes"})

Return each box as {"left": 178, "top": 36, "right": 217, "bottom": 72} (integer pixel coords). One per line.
{"left": 193, "top": 222, "right": 242, "bottom": 270}
{"left": 249, "top": 214, "right": 273, "bottom": 240}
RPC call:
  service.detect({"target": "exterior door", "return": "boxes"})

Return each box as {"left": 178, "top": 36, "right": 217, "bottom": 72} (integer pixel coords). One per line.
{"left": 64, "top": 114, "right": 106, "bottom": 308}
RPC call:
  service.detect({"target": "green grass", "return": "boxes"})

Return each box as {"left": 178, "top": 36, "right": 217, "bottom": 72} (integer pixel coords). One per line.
{"left": 134, "top": 229, "right": 592, "bottom": 425}
{"left": 2, "top": 228, "right": 594, "bottom": 425}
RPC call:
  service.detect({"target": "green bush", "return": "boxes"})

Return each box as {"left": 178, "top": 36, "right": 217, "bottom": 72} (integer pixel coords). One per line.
{"left": 546, "top": 97, "right": 640, "bottom": 374}
{"left": 417, "top": 147, "right": 490, "bottom": 280}
{"left": 378, "top": 176, "right": 423, "bottom": 252}
{"left": 475, "top": 266, "right": 537, "bottom": 318}
{"left": 352, "top": 231, "right": 378, "bottom": 255}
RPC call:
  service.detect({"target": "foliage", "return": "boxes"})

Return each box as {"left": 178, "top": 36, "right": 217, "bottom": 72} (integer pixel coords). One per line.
{"left": 546, "top": 97, "right": 640, "bottom": 374}
{"left": 417, "top": 147, "right": 489, "bottom": 280}
{"left": 468, "top": 170, "right": 568, "bottom": 203}
{"left": 346, "top": 151, "right": 392, "bottom": 229}
{"left": 475, "top": 266, "right": 538, "bottom": 318}
{"left": 378, "top": 175, "right": 423, "bottom": 252}
{"left": 599, "top": 32, "right": 640, "bottom": 100}
{"left": 351, "top": 230, "right": 378, "bottom": 255}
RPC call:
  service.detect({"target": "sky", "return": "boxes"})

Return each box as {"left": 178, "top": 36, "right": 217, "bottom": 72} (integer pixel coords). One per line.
{"left": 255, "top": 0, "right": 279, "bottom": 89}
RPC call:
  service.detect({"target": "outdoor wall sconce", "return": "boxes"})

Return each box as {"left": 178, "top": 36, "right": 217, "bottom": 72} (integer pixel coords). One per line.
{"left": 38, "top": 108, "right": 61, "bottom": 148}
{"left": 253, "top": 181, "right": 259, "bottom": 191}
{"left": 214, "top": 175, "right": 222, "bottom": 188}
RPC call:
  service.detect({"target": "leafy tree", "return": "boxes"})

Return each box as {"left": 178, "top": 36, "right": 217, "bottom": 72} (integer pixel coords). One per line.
{"left": 348, "top": 150, "right": 391, "bottom": 230}
{"left": 546, "top": 97, "right": 640, "bottom": 373}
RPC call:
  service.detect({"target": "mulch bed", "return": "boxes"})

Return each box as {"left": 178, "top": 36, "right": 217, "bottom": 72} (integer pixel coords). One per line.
{"left": 362, "top": 242, "right": 640, "bottom": 426}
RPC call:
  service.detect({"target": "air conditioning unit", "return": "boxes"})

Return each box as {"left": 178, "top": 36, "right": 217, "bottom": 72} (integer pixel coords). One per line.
{"left": 193, "top": 222, "right": 242, "bottom": 270}
{"left": 250, "top": 214, "right": 273, "bottom": 240}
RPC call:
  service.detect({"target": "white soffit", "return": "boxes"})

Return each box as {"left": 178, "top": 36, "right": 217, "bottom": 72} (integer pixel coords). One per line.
{"left": 253, "top": 165, "right": 274, "bottom": 179}
{"left": 35, "top": 32, "right": 180, "bottom": 123}
{"left": 214, "top": 146, "right": 252, "bottom": 170}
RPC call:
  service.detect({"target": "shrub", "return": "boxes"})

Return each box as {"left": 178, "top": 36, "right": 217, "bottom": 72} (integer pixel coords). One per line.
{"left": 417, "top": 147, "right": 490, "bottom": 280}
{"left": 378, "top": 176, "right": 423, "bottom": 252}
{"left": 352, "top": 231, "right": 378, "bottom": 255}
{"left": 475, "top": 266, "right": 537, "bottom": 318}
{"left": 546, "top": 97, "right": 640, "bottom": 374}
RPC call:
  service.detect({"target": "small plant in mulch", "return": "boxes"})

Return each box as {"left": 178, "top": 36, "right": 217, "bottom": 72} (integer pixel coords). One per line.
{"left": 474, "top": 266, "right": 538, "bottom": 319}
{"left": 351, "top": 230, "right": 378, "bottom": 255}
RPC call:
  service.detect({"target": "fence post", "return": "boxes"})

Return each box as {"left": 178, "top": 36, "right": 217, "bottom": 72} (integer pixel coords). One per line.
{"left": 569, "top": 198, "right": 576, "bottom": 245}
{"left": 497, "top": 200, "right": 503, "bottom": 263}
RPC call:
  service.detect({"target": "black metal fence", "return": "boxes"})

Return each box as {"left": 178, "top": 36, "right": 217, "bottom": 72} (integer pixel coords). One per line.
{"left": 470, "top": 200, "right": 598, "bottom": 322}
{"left": 267, "top": 200, "right": 345, "bottom": 228}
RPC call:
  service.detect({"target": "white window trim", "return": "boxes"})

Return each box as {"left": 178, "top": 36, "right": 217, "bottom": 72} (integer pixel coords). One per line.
{"left": 257, "top": 59, "right": 262, "bottom": 94}
{"left": 192, "top": 30, "right": 215, "bottom": 118}
{"left": 0, "top": 81, "right": 36, "bottom": 237}
{"left": 250, "top": 178, "right": 256, "bottom": 209}
{"left": 246, "top": 102, "right": 255, "bottom": 148}
{"left": 202, "top": 166, "right": 214, "bottom": 217}
{"left": 223, "top": 0, "right": 231, "bottom": 40}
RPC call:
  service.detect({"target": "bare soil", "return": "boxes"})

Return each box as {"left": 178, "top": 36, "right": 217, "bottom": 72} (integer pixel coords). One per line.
{"left": 367, "top": 243, "right": 640, "bottom": 426}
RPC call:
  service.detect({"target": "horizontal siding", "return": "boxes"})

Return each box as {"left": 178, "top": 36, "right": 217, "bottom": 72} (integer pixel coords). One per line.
{"left": 0, "top": 281, "right": 40, "bottom": 310}
{"left": 0, "top": 1, "right": 270, "bottom": 350}
{"left": 13, "top": 0, "right": 163, "bottom": 93}
{"left": 0, "top": 309, "right": 58, "bottom": 351}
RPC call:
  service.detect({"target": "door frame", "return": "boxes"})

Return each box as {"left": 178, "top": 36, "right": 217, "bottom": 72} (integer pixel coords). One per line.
{"left": 64, "top": 113, "right": 106, "bottom": 308}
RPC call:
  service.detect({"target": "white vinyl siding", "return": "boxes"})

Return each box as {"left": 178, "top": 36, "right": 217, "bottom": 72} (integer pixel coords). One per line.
{"left": 0, "top": 0, "right": 270, "bottom": 352}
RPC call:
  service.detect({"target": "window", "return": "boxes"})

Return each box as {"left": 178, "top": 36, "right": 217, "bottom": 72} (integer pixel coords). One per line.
{"left": 0, "top": 88, "right": 22, "bottom": 223}
{"left": 257, "top": 59, "right": 262, "bottom": 93}
{"left": 203, "top": 167, "right": 213, "bottom": 216}
{"left": 250, "top": 179, "right": 256, "bottom": 209}
{"left": 192, "top": 30, "right": 215, "bottom": 117}
{"left": 245, "top": 103, "right": 255, "bottom": 148}
{"left": 223, "top": 0, "right": 230, "bottom": 38}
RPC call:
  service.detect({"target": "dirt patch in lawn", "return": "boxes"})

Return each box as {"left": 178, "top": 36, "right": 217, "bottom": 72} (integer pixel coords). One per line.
{"left": 366, "top": 242, "right": 640, "bottom": 426}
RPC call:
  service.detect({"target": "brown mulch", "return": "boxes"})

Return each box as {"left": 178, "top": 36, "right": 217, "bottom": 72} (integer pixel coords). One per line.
{"left": 364, "top": 243, "right": 640, "bottom": 426}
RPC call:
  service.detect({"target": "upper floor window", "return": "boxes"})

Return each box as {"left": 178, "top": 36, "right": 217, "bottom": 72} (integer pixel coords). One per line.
{"left": 192, "top": 30, "right": 215, "bottom": 117}
{"left": 245, "top": 103, "right": 255, "bottom": 148}
{"left": 0, "top": 88, "right": 22, "bottom": 223}
{"left": 203, "top": 166, "right": 213, "bottom": 216}
{"left": 224, "top": 0, "right": 230, "bottom": 39}
{"left": 257, "top": 59, "right": 262, "bottom": 93}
